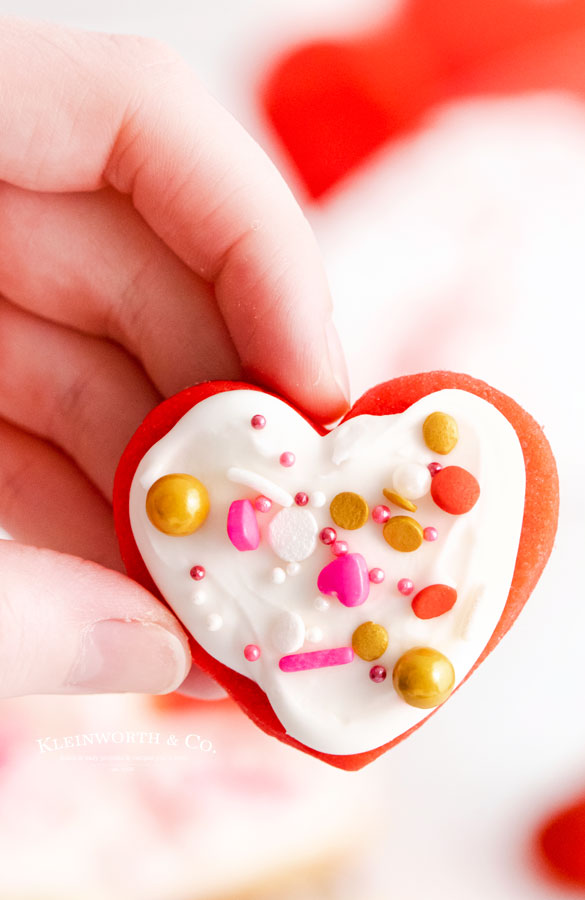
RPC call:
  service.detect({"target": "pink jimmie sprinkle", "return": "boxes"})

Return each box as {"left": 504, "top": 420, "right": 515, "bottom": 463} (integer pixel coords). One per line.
{"left": 423, "top": 527, "right": 438, "bottom": 542}
{"left": 428, "top": 462, "right": 443, "bottom": 477}
{"left": 372, "top": 505, "right": 390, "bottom": 524}
{"left": 254, "top": 495, "right": 272, "bottom": 513}
{"left": 332, "top": 540, "right": 348, "bottom": 557}
{"left": 280, "top": 451, "right": 295, "bottom": 467}
{"left": 189, "top": 565, "right": 205, "bottom": 581}
{"left": 279, "top": 647, "right": 354, "bottom": 672}
{"left": 294, "top": 491, "right": 309, "bottom": 506}
{"left": 320, "top": 527, "right": 337, "bottom": 545}
{"left": 244, "top": 644, "right": 261, "bottom": 661}
{"left": 369, "top": 665, "right": 387, "bottom": 683}
{"left": 369, "top": 567, "right": 385, "bottom": 584}
{"left": 251, "top": 415, "right": 266, "bottom": 429}
{"left": 397, "top": 578, "right": 414, "bottom": 596}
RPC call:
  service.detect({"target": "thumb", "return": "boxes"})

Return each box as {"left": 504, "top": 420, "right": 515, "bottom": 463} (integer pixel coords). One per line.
{"left": 0, "top": 541, "right": 191, "bottom": 698}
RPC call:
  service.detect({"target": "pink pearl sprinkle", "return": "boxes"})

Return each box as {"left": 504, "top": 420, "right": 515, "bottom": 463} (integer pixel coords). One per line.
{"left": 423, "top": 527, "right": 438, "bottom": 542}
{"left": 294, "top": 491, "right": 309, "bottom": 506}
{"left": 280, "top": 451, "right": 295, "bottom": 467}
{"left": 332, "top": 540, "right": 348, "bottom": 556}
{"left": 369, "top": 567, "right": 385, "bottom": 584}
{"left": 397, "top": 578, "right": 414, "bottom": 596}
{"left": 428, "top": 462, "right": 443, "bottom": 477}
{"left": 251, "top": 415, "right": 266, "bottom": 430}
{"left": 244, "top": 644, "right": 261, "bottom": 662}
{"left": 254, "top": 495, "right": 272, "bottom": 513}
{"left": 369, "top": 665, "right": 387, "bottom": 683}
{"left": 320, "top": 527, "right": 337, "bottom": 545}
{"left": 190, "top": 565, "right": 205, "bottom": 581}
{"left": 372, "top": 505, "right": 391, "bottom": 524}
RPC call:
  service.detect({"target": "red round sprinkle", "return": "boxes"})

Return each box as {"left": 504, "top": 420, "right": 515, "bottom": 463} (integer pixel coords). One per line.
{"left": 254, "top": 495, "right": 272, "bottom": 513}
{"left": 332, "top": 540, "right": 348, "bottom": 556}
{"left": 190, "top": 565, "right": 205, "bottom": 581}
{"left": 428, "top": 462, "right": 443, "bottom": 477}
{"left": 411, "top": 584, "right": 457, "bottom": 619}
{"left": 244, "top": 644, "right": 261, "bottom": 661}
{"left": 294, "top": 491, "right": 309, "bottom": 506}
{"left": 369, "top": 665, "right": 387, "bottom": 683}
{"left": 251, "top": 415, "right": 266, "bottom": 429}
{"left": 320, "top": 527, "right": 337, "bottom": 545}
{"left": 280, "top": 451, "right": 295, "bottom": 467}
{"left": 372, "top": 504, "right": 390, "bottom": 524}
{"left": 430, "top": 466, "right": 480, "bottom": 514}
{"left": 397, "top": 578, "right": 414, "bottom": 596}
{"left": 369, "top": 567, "right": 385, "bottom": 584}
{"left": 423, "top": 526, "right": 438, "bottom": 542}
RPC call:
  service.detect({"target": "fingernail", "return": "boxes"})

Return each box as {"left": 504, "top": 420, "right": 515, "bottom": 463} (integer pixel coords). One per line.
{"left": 325, "top": 319, "right": 350, "bottom": 404}
{"left": 66, "top": 619, "right": 189, "bottom": 694}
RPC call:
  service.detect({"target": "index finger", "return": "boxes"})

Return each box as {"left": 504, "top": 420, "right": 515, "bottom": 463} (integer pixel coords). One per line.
{"left": 0, "top": 18, "right": 349, "bottom": 423}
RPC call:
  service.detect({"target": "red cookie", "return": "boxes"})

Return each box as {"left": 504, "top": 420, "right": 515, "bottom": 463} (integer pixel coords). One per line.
{"left": 114, "top": 372, "right": 558, "bottom": 770}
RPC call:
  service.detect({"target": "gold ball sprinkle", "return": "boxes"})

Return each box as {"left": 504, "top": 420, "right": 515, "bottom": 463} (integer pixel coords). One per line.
{"left": 383, "top": 516, "right": 423, "bottom": 552}
{"left": 352, "top": 622, "right": 389, "bottom": 661}
{"left": 330, "top": 491, "right": 369, "bottom": 530}
{"left": 392, "top": 647, "right": 455, "bottom": 709}
{"left": 146, "top": 473, "right": 209, "bottom": 536}
{"left": 383, "top": 488, "right": 417, "bottom": 512}
{"left": 422, "top": 412, "right": 459, "bottom": 455}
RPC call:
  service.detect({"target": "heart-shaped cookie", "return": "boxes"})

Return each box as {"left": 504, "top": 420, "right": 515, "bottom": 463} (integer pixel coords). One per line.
{"left": 114, "top": 372, "right": 558, "bottom": 770}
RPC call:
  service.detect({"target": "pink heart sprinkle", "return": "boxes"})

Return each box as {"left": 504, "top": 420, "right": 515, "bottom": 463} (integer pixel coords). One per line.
{"left": 317, "top": 553, "right": 370, "bottom": 607}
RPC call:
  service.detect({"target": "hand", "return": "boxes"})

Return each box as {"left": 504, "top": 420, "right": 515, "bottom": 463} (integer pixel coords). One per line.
{"left": 0, "top": 18, "right": 349, "bottom": 699}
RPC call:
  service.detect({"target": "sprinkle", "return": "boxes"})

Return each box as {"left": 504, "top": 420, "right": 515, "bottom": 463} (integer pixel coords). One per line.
{"left": 314, "top": 596, "right": 330, "bottom": 611}
{"left": 271, "top": 567, "right": 286, "bottom": 584}
{"left": 254, "top": 495, "right": 272, "bottom": 513}
{"left": 383, "top": 489, "right": 417, "bottom": 513}
{"left": 369, "top": 567, "right": 385, "bottom": 584}
{"left": 369, "top": 665, "right": 387, "bottom": 683}
{"left": 352, "top": 622, "right": 388, "bottom": 660}
{"left": 227, "top": 467, "right": 293, "bottom": 508}
{"left": 305, "top": 626, "right": 323, "bottom": 643}
{"left": 270, "top": 610, "right": 305, "bottom": 654}
{"left": 330, "top": 491, "right": 369, "bottom": 530}
{"left": 309, "top": 491, "right": 326, "bottom": 508}
{"left": 244, "top": 644, "right": 261, "bottom": 661}
{"left": 412, "top": 584, "right": 457, "bottom": 619}
{"left": 192, "top": 590, "right": 207, "bottom": 606}
{"left": 428, "top": 462, "right": 443, "bottom": 477}
{"left": 397, "top": 578, "right": 414, "bottom": 596}
{"left": 372, "top": 504, "right": 391, "bottom": 524}
{"left": 206, "top": 613, "right": 223, "bottom": 631}
{"left": 332, "top": 540, "right": 348, "bottom": 556}
{"left": 319, "top": 527, "right": 337, "bottom": 545}
{"left": 392, "top": 463, "right": 431, "bottom": 500}
{"left": 268, "top": 507, "right": 319, "bottom": 562}
{"left": 423, "top": 412, "right": 458, "bottom": 455}
{"left": 392, "top": 647, "right": 455, "bottom": 708}
{"left": 279, "top": 647, "right": 354, "bottom": 672}
{"left": 280, "top": 451, "right": 296, "bottom": 467}
{"left": 227, "top": 499, "right": 260, "bottom": 551}
{"left": 423, "top": 526, "right": 438, "bottom": 542}
{"left": 146, "top": 473, "right": 209, "bottom": 536}
{"left": 294, "top": 491, "right": 309, "bottom": 506}
{"left": 383, "top": 516, "right": 424, "bottom": 552}
{"left": 431, "top": 466, "right": 480, "bottom": 515}
{"left": 251, "top": 414, "right": 266, "bottom": 429}
{"left": 286, "top": 561, "right": 300, "bottom": 576}
{"left": 317, "top": 553, "right": 370, "bottom": 607}
{"left": 190, "top": 565, "right": 205, "bottom": 581}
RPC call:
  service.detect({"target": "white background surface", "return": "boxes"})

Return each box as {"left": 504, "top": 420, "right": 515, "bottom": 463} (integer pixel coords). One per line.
{"left": 1, "top": 1, "right": 584, "bottom": 897}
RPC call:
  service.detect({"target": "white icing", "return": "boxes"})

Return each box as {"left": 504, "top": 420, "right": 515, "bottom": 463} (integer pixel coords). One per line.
{"left": 129, "top": 389, "right": 525, "bottom": 755}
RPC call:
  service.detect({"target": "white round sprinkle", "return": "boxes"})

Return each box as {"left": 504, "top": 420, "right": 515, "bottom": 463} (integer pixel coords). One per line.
{"left": 314, "top": 596, "right": 330, "bottom": 611}
{"left": 392, "top": 462, "right": 431, "bottom": 500}
{"left": 309, "top": 490, "right": 326, "bottom": 508}
{"left": 206, "top": 613, "right": 223, "bottom": 631}
{"left": 268, "top": 507, "right": 318, "bottom": 562}
{"left": 269, "top": 611, "right": 305, "bottom": 654}
{"left": 305, "top": 626, "right": 323, "bottom": 643}
{"left": 192, "top": 590, "right": 207, "bottom": 606}
{"left": 286, "top": 561, "right": 300, "bottom": 576}
{"left": 271, "top": 567, "right": 286, "bottom": 584}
